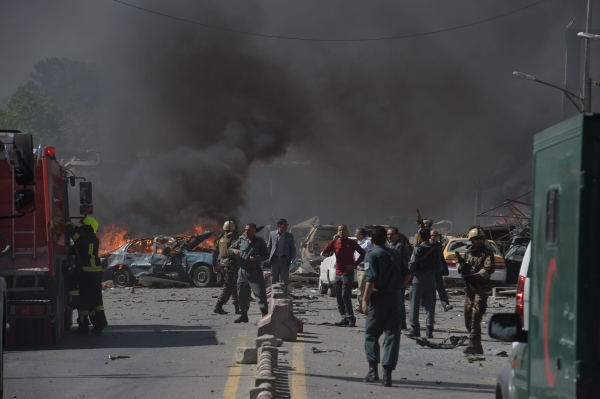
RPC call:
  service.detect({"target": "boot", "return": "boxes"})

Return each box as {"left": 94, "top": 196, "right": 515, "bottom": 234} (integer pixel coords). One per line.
{"left": 233, "top": 302, "right": 241, "bottom": 315}
{"left": 403, "top": 329, "right": 420, "bottom": 338}
{"left": 381, "top": 366, "right": 393, "bottom": 387}
{"left": 84, "top": 316, "right": 91, "bottom": 326}
{"left": 234, "top": 312, "right": 249, "bottom": 323}
{"left": 90, "top": 311, "right": 108, "bottom": 334}
{"left": 474, "top": 337, "right": 484, "bottom": 354}
{"left": 261, "top": 308, "right": 268, "bottom": 317}
{"left": 426, "top": 326, "right": 434, "bottom": 339}
{"left": 213, "top": 302, "right": 228, "bottom": 315}
{"left": 463, "top": 338, "right": 477, "bottom": 355}
{"left": 363, "top": 361, "right": 379, "bottom": 382}
{"left": 71, "top": 324, "right": 89, "bottom": 335}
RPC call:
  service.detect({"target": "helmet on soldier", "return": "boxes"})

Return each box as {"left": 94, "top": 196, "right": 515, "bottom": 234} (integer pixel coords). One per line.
{"left": 223, "top": 220, "right": 235, "bottom": 232}
{"left": 467, "top": 227, "right": 485, "bottom": 241}
{"left": 80, "top": 216, "right": 99, "bottom": 234}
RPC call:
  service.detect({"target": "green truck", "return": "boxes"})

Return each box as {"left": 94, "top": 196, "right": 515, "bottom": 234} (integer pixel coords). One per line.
{"left": 489, "top": 114, "right": 600, "bottom": 398}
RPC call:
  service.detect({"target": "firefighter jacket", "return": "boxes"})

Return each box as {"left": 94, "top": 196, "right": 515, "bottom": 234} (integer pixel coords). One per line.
{"left": 66, "top": 222, "right": 102, "bottom": 273}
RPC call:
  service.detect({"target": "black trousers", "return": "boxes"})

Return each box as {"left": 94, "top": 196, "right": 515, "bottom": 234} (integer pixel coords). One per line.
{"left": 335, "top": 272, "right": 355, "bottom": 322}
{"left": 78, "top": 271, "right": 107, "bottom": 326}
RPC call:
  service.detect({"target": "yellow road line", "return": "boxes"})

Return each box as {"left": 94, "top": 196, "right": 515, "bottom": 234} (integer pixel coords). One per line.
{"left": 223, "top": 333, "right": 246, "bottom": 399}
{"left": 292, "top": 342, "right": 308, "bottom": 399}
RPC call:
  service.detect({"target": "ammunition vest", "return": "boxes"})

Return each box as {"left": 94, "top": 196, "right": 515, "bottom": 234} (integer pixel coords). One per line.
{"left": 414, "top": 243, "right": 441, "bottom": 273}
{"left": 218, "top": 234, "right": 232, "bottom": 257}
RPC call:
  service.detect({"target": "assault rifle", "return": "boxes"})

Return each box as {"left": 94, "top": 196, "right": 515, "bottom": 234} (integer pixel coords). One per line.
{"left": 455, "top": 251, "right": 477, "bottom": 299}
{"left": 415, "top": 207, "right": 433, "bottom": 229}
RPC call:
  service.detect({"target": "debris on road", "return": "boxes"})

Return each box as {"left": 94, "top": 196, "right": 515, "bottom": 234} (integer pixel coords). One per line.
{"left": 412, "top": 335, "right": 467, "bottom": 349}
{"left": 108, "top": 355, "right": 131, "bottom": 360}
{"left": 466, "top": 356, "right": 486, "bottom": 363}
{"left": 311, "top": 346, "right": 344, "bottom": 357}
{"left": 496, "top": 351, "right": 509, "bottom": 357}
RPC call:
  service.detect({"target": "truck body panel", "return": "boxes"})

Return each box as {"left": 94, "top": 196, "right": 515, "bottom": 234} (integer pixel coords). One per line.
{"left": 1, "top": 134, "right": 71, "bottom": 345}
{"left": 529, "top": 114, "right": 600, "bottom": 398}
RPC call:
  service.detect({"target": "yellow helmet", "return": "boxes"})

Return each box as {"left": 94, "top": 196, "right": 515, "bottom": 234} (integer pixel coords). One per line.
{"left": 223, "top": 220, "right": 235, "bottom": 232}
{"left": 81, "top": 216, "right": 99, "bottom": 234}
{"left": 467, "top": 227, "right": 485, "bottom": 240}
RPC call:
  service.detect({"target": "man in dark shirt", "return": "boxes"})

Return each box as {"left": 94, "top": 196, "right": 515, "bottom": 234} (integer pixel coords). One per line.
{"left": 431, "top": 229, "right": 452, "bottom": 311}
{"left": 387, "top": 227, "right": 410, "bottom": 330}
{"left": 229, "top": 223, "right": 270, "bottom": 323}
{"left": 405, "top": 228, "right": 443, "bottom": 339}
{"left": 321, "top": 224, "right": 366, "bottom": 327}
{"left": 362, "top": 226, "right": 412, "bottom": 387}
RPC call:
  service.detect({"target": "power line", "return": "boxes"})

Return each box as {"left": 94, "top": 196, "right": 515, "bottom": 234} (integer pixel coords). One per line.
{"left": 112, "top": 0, "right": 547, "bottom": 42}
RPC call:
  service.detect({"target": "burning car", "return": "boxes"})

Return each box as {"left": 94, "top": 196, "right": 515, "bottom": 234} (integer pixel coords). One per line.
{"left": 100, "top": 231, "right": 222, "bottom": 288}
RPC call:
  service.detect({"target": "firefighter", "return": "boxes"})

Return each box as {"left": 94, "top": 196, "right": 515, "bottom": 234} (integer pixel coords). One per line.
{"left": 66, "top": 216, "right": 108, "bottom": 335}
{"left": 212, "top": 220, "right": 240, "bottom": 315}
{"left": 461, "top": 227, "right": 495, "bottom": 354}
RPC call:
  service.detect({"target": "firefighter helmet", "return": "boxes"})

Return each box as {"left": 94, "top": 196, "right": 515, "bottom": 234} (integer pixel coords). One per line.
{"left": 81, "top": 216, "right": 99, "bottom": 234}
{"left": 223, "top": 220, "right": 235, "bottom": 232}
{"left": 467, "top": 227, "right": 485, "bottom": 240}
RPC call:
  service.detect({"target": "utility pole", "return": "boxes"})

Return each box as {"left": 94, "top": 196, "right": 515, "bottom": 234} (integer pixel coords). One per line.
{"left": 582, "top": 0, "right": 593, "bottom": 112}
{"left": 474, "top": 179, "right": 482, "bottom": 227}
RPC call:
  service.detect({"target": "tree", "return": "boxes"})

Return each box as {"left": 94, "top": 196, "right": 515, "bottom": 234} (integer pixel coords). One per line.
{"left": 0, "top": 85, "right": 64, "bottom": 144}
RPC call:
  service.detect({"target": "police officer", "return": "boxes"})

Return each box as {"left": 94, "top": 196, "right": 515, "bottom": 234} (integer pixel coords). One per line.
{"left": 212, "top": 221, "right": 240, "bottom": 315}
{"left": 66, "top": 216, "right": 108, "bottom": 335}
{"left": 461, "top": 227, "right": 495, "bottom": 354}
{"left": 362, "top": 226, "right": 412, "bottom": 387}
{"left": 229, "top": 223, "right": 269, "bottom": 323}
{"left": 404, "top": 228, "right": 443, "bottom": 339}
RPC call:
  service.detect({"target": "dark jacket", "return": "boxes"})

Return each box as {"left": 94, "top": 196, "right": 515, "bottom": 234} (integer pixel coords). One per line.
{"left": 409, "top": 241, "right": 443, "bottom": 274}
{"left": 66, "top": 222, "right": 102, "bottom": 273}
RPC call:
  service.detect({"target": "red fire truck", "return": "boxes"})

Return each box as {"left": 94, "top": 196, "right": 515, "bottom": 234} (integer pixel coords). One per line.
{"left": 0, "top": 130, "right": 91, "bottom": 347}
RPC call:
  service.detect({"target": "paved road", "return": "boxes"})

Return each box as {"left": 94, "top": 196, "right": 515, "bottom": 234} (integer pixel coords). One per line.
{"left": 4, "top": 280, "right": 513, "bottom": 398}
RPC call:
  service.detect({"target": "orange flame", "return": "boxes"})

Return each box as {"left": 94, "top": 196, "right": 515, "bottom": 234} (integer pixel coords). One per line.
{"left": 97, "top": 220, "right": 221, "bottom": 254}
{"left": 98, "top": 222, "right": 134, "bottom": 255}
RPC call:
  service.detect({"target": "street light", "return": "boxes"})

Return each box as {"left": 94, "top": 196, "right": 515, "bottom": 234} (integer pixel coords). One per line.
{"left": 512, "top": 71, "right": 583, "bottom": 112}
{"left": 577, "top": 32, "right": 600, "bottom": 41}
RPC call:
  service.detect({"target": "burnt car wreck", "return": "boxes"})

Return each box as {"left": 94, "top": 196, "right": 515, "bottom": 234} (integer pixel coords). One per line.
{"left": 100, "top": 231, "right": 222, "bottom": 288}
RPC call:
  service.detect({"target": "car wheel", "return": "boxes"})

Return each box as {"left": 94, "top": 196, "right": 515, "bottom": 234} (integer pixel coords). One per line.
{"left": 495, "top": 384, "right": 503, "bottom": 399}
{"left": 113, "top": 269, "right": 134, "bottom": 288}
{"left": 319, "top": 280, "right": 328, "bottom": 295}
{"left": 328, "top": 284, "right": 336, "bottom": 297}
{"left": 192, "top": 265, "right": 216, "bottom": 288}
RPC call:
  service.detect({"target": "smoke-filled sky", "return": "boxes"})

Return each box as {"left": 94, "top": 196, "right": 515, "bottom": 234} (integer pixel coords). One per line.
{"left": 0, "top": 0, "right": 591, "bottom": 235}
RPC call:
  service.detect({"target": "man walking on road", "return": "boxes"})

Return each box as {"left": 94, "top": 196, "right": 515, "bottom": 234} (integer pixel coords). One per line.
{"left": 321, "top": 224, "right": 366, "bottom": 327}
{"left": 362, "top": 226, "right": 412, "bottom": 387}
{"left": 430, "top": 229, "right": 453, "bottom": 311}
{"left": 267, "top": 219, "right": 296, "bottom": 296}
{"left": 404, "top": 228, "right": 443, "bottom": 338}
{"left": 229, "top": 223, "right": 270, "bottom": 323}
{"left": 354, "top": 227, "right": 372, "bottom": 313}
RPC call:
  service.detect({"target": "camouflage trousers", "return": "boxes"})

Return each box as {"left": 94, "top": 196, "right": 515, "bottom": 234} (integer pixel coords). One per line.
{"left": 217, "top": 266, "right": 238, "bottom": 305}
{"left": 464, "top": 293, "right": 488, "bottom": 340}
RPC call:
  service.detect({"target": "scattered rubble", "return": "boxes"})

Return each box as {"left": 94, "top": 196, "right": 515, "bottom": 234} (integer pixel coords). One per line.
{"left": 108, "top": 355, "right": 130, "bottom": 360}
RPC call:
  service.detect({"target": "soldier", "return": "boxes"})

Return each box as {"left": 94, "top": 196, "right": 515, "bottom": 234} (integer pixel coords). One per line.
{"left": 229, "top": 223, "right": 270, "bottom": 323}
{"left": 65, "top": 216, "right": 108, "bottom": 335}
{"left": 362, "top": 226, "right": 412, "bottom": 387}
{"left": 460, "top": 227, "right": 496, "bottom": 354}
{"left": 212, "top": 220, "right": 240, "bottom": 315}
{"left": 404, "top": 228, "right": 443, "bottom": 339}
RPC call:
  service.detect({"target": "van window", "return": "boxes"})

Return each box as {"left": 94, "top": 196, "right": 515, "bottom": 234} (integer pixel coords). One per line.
{"left": 546, "top": 188, "right": 559, "bottom": 245}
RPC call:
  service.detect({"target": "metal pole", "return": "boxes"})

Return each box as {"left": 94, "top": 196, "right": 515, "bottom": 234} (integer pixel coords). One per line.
{"left": 583, "top": 0, "right": 593, "bottom": 112}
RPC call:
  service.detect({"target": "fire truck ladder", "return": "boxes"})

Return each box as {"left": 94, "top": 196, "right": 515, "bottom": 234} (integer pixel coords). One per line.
{"left": 9, "top": 157, "right": 37, "bottom": 260}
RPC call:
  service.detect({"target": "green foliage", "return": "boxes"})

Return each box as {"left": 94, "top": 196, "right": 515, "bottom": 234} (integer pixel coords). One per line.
{"left": 0, "top": 85, "right": 64, "bottom": 144}
{"left": 0, "top": 57, "right": 104, "bottom": 148}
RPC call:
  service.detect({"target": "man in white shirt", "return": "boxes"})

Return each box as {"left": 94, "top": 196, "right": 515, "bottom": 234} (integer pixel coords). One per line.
{"left": 354, "top": 227, "right": 373, "bottom": 313}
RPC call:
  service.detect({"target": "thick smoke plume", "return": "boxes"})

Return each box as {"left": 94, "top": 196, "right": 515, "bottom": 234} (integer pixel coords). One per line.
{"left": 0, "top": 0, "right": 583, "bottom": 235}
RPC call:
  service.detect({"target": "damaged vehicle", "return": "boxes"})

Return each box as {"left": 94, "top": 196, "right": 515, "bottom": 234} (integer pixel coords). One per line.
{"left": 100, "top": 231, "right": 221, "bottom": 288}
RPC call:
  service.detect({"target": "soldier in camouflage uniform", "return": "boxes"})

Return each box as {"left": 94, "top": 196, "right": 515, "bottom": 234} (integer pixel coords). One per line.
{"left": 461, "top": 227, "right": 495, "bottom": 355}
{"left": 212, "top": 221, "right": 240, "bottom": 315}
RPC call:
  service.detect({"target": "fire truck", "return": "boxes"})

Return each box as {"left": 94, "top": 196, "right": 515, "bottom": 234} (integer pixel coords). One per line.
{"left": 0, "top": 130, "right": 92, "bottom": 347}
